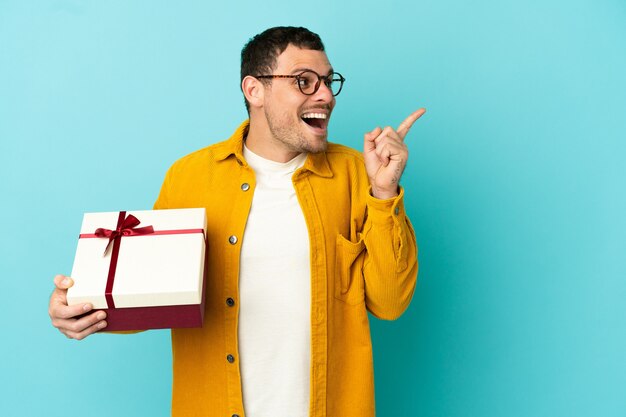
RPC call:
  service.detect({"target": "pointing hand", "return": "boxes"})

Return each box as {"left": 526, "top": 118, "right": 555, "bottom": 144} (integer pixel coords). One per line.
{"left": 363, "top": 108, "right": 426, "bottom": 199}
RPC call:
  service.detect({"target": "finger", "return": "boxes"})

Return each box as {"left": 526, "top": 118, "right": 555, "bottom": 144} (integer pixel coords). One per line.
{"left": 374, "top": 129, "right": 406, "bottom": 160}
{"left": 70, "top": 310, "right": 107, "bottom": 333}
{"left": 374, "top": 126, "right": 402, "bottom": 145}
{"left": 54, "top": 274, "right": 74, "bottom": 290}
{"left": 397, "top": 108, "right": 426, "bottom": 140}
{"left": 365, "top": 126, "right": 383, "bottom": 141}
{"left": 64, "top": 319, "right": 108, "bottom": 340}
{"left": 375, "top": 142, "right": 393, "bottom": 167}
{"left": 53, "top": 310, "right": 106, "bottom": 333}
{"left": 50, "top": 299, "right": 93, "bottom": 320}
{"left": 363, "top": 127, "right": 382, "bottom": 155}
{"left": 364, "top": 126, "right": 382, "bottom": 153}
{"left": 378, "top": 138, "right": 409, "bottom": 164}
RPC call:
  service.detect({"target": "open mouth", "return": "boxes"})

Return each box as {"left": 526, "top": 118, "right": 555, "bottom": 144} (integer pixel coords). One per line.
{"left": 301, "top": 112, "right": 329, "bottom": 132}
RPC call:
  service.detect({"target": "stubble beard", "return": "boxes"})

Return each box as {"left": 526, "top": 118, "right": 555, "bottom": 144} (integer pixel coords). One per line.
{"left": 265, "top": 107, "right": 328, "bottom": 155}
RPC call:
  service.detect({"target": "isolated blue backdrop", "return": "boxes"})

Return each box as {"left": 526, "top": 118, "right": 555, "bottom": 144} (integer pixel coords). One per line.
{"left": 1, "top": 1, "right": 625, "bottom": 416}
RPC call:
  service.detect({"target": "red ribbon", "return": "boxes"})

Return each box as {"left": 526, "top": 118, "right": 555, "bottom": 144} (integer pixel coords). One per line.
{"left": 96, "top": 212, "right": 155, "bottom": 256}
{"left": 103, "top": 211, "right": 149, "bottom": 308}
{"left": 78, "top": 211, "right": 205, "bottom": 309}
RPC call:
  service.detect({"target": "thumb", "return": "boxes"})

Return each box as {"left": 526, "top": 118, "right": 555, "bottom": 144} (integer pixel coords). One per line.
{"left": 54, "top": 274, "right": 74, "bottom": 290}
{"left": 363, "top": 127, "right": 382, "bottom": 151}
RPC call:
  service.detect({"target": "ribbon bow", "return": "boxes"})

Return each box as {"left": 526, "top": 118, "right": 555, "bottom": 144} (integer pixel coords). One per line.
{"left": 95, "top": 213, "right": 154, "bottom": 256}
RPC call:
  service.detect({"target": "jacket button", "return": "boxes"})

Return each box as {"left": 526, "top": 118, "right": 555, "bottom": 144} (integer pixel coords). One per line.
{"left": 394, "top": 206, "right": 400, "bottom": 215}
{"left": 227, "top": 354, "right": 235, "bottom": 363}
{"left": 226, "top": 297, "right": 235, "bottom": 307}
{"left": 232, "top": 414, "right": 241, "bottom": 417}
{"left": 241, "top": 183, "right": 250, "bottom": 191}
{"left": 228, "top": 235, "right": 238, "bottom": 244}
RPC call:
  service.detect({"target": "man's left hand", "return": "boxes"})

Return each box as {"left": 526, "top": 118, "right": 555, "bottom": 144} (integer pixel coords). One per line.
{"left": 363, "top": 108, "right": 426, "bottom": 199}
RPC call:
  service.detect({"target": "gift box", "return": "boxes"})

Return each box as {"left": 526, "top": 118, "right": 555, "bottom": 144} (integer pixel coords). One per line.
{"left": 67, "top": 208, "right": 207, "bottom": 331}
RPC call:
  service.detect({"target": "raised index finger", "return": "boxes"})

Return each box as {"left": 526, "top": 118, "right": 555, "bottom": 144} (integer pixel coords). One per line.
{"left": 397, "top": 108, "right": 426, "bottom": 140}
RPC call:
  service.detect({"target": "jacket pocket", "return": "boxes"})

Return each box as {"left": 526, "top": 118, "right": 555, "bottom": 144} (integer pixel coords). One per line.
{"left": 334, "top": 234, "right": 366, "bottom": 305}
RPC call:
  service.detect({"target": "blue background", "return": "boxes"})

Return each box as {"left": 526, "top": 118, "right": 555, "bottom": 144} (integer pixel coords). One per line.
{"left": 1, "top": 1, "right": 625, "bottom": 416}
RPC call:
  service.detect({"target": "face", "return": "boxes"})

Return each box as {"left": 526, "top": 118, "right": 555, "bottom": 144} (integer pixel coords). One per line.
{"left": 262, "top": 45, "right": 336, "bottom": 154}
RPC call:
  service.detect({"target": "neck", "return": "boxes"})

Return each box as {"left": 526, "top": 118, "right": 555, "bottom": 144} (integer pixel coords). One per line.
{"left": 245, "top": 117, "right": 301, "bottom": 163}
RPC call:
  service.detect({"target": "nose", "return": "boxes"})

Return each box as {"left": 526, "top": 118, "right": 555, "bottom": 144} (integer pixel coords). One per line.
{"left": 311, "top": 80, "right": 334, "bottom": 104}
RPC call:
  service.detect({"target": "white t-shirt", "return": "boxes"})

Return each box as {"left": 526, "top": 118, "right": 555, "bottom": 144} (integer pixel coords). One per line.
{"left": 238, "top": 145, "right": 311, "bottom": 417}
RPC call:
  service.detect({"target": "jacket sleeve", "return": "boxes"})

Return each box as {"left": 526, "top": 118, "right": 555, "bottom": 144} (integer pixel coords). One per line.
{"left": 362, "top": 186, "right": 418, "bottom": 320}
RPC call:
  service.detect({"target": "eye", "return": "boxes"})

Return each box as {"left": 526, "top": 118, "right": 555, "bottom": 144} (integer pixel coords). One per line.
{"left": 295, "top": 72, "right": 319, "bottom": 93}
{"left": 297, "top": 74, "right": 314, "bottom": 88}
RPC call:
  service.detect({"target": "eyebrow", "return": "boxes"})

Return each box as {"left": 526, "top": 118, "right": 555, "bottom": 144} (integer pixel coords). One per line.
{"left": 290, "top": 67, "right": 335, "bottom": 76}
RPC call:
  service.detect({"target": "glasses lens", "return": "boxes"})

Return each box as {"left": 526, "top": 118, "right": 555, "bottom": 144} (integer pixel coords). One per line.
{"left": 329, "top": 73, "right": 344, "bottom": 96}
{"left": 297, "top": 71, "right": 319, "bottom": 95}
{"left": 296, "top": 71, "right": 345, "bottom": 96}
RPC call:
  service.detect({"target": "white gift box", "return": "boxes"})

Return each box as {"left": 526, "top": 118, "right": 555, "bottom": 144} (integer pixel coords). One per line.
{"left": 67, "top": 208, "right": 207, "bottom": 331}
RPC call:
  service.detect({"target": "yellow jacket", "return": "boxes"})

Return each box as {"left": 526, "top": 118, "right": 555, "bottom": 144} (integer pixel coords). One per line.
{"left": 153, "top": 120, "right": 418, "bottom": 416}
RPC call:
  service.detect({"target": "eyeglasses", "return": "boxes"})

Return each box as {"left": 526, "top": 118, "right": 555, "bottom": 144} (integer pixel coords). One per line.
{"left": 255, "top": 70, "right": 346, "bottom": 96}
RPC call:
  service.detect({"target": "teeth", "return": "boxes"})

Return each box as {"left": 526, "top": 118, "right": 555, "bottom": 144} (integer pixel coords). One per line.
{"left": 301, "top": 113, "right": 327, "bottom": 119}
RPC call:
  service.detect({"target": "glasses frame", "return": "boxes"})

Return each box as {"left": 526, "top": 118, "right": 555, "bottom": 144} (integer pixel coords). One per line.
{"left": 255, "top": 70, "right": 345, "bottom": 96}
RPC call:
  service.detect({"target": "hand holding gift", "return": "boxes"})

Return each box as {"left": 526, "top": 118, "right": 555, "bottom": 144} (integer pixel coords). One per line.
{"left": 50, "top": 208, "right": 208, "bottom": 333}
{"left": 48, "top": 274, "right": 107, "bottom": 340}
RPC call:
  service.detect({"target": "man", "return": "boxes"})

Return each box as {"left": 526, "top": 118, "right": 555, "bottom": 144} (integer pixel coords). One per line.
{"left": 49, "top": 26, "right": 424, "bottom": 417}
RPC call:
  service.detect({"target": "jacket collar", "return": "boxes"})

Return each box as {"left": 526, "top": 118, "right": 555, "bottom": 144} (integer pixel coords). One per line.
{"left": 215, "top": 120, "right": 333, "bottom": 178}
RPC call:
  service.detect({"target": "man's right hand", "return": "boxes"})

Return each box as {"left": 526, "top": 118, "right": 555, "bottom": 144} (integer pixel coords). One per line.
{"left": 49, "top": 274, "right": 107, "bottom": 340}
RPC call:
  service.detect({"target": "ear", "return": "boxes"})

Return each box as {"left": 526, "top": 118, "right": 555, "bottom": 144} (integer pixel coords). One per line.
{"left": 242, "top": 76, "right": 265, "bottom": 109}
